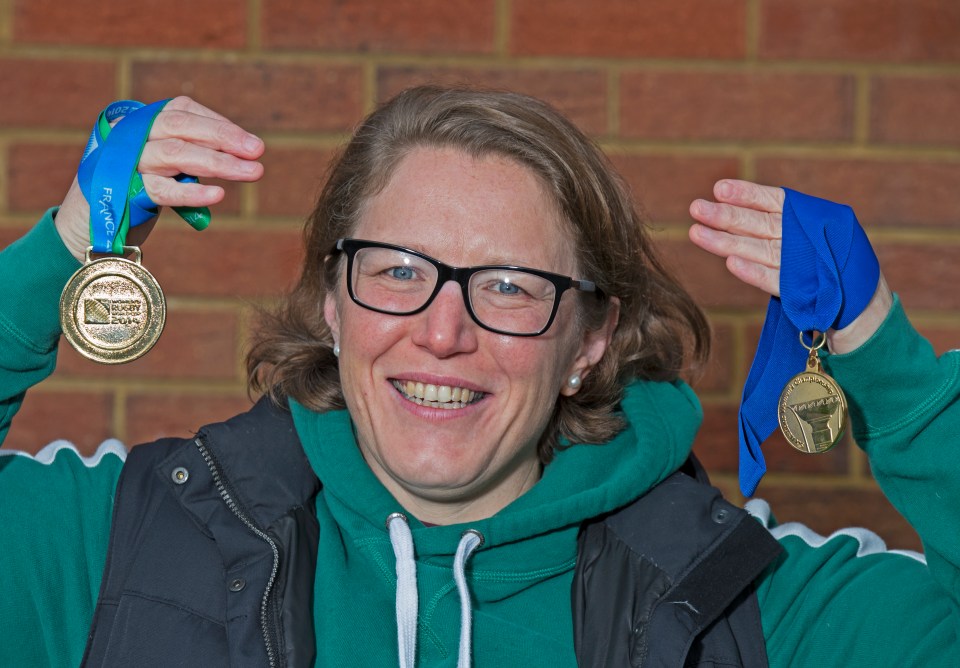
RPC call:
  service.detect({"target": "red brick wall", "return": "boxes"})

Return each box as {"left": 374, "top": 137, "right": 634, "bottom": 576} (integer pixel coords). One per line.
{"left": 4, "top": 0, "right": 959, "bottom": 549}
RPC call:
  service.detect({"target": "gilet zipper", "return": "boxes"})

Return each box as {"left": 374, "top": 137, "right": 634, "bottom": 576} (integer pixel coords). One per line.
{"left": 194, "top": 436, "right": 282, "bottom": 668}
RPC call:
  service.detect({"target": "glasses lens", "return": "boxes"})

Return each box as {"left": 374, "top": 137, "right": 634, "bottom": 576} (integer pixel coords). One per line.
{"left": 469, "top": 269, "right": 557, "bottom": 335}
{"left": 352, "top": 246, "right": 438, "bottom": 313}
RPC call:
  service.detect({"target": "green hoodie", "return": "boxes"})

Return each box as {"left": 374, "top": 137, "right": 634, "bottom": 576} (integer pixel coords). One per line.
{"left": 2, "top": 210, "right": 960, "bottom": 666}
{"left": 290, "top": 378, "right": 699, "bottom": 666}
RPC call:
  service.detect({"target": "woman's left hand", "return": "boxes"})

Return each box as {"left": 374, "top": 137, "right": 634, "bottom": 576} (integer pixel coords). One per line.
{"left": 688, "top": 179, "right": 893, "bottom": 354}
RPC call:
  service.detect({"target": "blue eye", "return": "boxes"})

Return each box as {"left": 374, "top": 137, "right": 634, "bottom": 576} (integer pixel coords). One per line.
{"left": 494, "top": 281, "right": 521, "bottom": 295}
{"left": 388, "top": 266, "right": 416, "bottom": 280}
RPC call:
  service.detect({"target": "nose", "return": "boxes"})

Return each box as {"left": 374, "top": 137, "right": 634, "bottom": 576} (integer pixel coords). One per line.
{"left": 410, "top": 281, "right": 479, "bottom": 357}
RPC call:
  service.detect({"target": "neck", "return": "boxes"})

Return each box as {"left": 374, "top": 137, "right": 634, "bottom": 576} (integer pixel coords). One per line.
{"left": 375, "top": 459, "right": 543, "bottom": 526}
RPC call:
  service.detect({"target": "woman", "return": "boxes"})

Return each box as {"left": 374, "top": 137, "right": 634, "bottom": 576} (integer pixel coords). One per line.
{"left": 1, "top": 87, "right": 957, "bottom": 666}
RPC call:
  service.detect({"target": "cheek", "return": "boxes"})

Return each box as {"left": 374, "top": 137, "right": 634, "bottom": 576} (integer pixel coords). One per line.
{"left": 336, "top": 306, "right": 425, "bottom": 415}
{"left": 525, "top": 311, "right": 583, "bottom": 376}
{"left": 338, "top": 307, "right": 401, "bottom": 373}
{"left": 494, "top": 331, "right": 579, "bottom": 399}
{"left": 340, "top": 286, "right": 405, "bottom": 337}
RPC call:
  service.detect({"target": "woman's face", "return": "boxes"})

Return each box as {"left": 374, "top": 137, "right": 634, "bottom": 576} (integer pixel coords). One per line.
{"left": 324, "top": 147, "right": 613, "bottom": 523}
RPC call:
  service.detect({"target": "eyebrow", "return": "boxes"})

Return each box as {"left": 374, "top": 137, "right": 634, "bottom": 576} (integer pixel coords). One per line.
{"left": 374, "top": 238, "right": 567, "bottom": 273}
{"left": 406, "top": 245, "right": 531, "bottom": 268}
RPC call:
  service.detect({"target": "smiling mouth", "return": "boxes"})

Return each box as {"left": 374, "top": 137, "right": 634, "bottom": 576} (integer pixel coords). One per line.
{"left": 391, "top": 380, "right": 485, "bottom": 409}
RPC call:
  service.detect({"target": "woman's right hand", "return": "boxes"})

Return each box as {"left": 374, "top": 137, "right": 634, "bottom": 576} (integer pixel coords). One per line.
{"left": 55, "top": 96, "right": 265, "bottom": 262}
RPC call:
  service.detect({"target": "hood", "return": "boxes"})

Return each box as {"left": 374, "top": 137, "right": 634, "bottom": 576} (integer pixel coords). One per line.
{"left": 292, "top": 378, "right": 700, "bottom": 554}
{"left": 291, "top": 379, "right": 701, "bottom": 665}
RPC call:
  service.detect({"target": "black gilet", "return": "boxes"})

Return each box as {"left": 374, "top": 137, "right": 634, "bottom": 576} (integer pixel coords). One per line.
{"left": 81, "top": 397, "right": 781, "bottom": 667}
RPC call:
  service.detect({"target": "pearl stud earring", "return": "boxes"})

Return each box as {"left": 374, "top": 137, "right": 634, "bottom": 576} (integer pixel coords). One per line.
{"left": 333, "top": 343, "right": 340, "bottom": 358}
{"left": 567, "top": 373, "right": 581, "bottom": 390}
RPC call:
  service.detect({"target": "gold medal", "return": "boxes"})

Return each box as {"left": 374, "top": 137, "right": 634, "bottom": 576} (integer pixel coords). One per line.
{"left": 778, "top": 332, "right": 848, "bottom": 454}
{"left": 59, "top": 247, "right": 165, "bottom": 364}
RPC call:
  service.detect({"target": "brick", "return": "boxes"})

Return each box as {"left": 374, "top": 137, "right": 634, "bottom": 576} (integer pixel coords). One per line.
{"left": 199, "top": 178, "right": 243, "bottom": 217}
{"left": 620, "top": 71, "right": 855, "bottom": 142}
{"left": 756, "top": 485, "right": 921, "bottom": 551}
{"left": 510, "top": 0, "right": 746, "bottom": 59}
{"left": 258, "top": 146, "right": 339, "bottom": 218}
{"left": 694, "top": 403, "right": 851, "bottom": 476}
{"left": 125, "top": 393, "right": 253, "bottom": 445}
{"left": 658, "top": 239, "right": 770, "bottom": 311}
{"left": 0, "top": 58, "right": 115, "bottom": 129}
{"left": 689, "top": 320, "right": 736, "bottom": 395}
{"left": 760, "top": 0, "right": 960, "bottom": 63}
{"left": 0, "top": 224, "right": 300, "bottom": 301}
{"left": 742, "top": 321, "right": 766, "bottom": 384}
{"left": 692, "top": 403, "right": 739, "bottom": 471}
{"left": 7, "top": 144, "right": 79, "bottom": 214}
{"left": 756, "top": 157, "right": 960, "bottom": 229}
{"left": 54, "top": 309, "right": 242, "bottom": 381}
{"left": 131, "top": 61, "right": 363, "bottom": 133}
{"left": 261, "top": 0, "right": 494, "bottom": 54}
{"left": 4, "top": 390, "right": 113, "bottom": 456}
{"left": 0, "top": 225, "right": 32, "bottom": 250}
{"left": 144, "top": 226, "right": 303, "bottom": 298}
{"left": 912, "top": 323, "right": 960, "bottom": 356}
{"left": 378, "top": 67, "right": 609, "bottom": 137}
{"left": 871, "top": 75, "right": 960, "bottom": 146}
{"left": 610, "top": 154, "right": 740, "bottom": 225}
{"left": 875, "top": 242, "right": 960, "bottom": 312}
{"left": 13, "top": 0, "right": 245, "bottom": 48}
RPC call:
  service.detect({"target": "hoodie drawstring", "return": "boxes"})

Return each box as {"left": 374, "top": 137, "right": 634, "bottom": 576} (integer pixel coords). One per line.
{"left": 386, "top": 514, "right": 484, "bottom": 668}
{"left": 452, "top": 529, "right": 483, "bottom": 668}
{"left": 388, "top": 513, "right": 418, "bottom": 668}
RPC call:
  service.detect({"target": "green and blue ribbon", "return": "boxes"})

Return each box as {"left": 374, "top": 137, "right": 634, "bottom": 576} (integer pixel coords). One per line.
{"left": 77, "top": 99, "right": 210, "bottom": 254}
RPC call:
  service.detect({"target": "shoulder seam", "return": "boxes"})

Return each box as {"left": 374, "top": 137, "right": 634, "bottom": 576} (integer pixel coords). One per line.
{"left": 745, "top": 498, "right": 925, "bottom": 564}
{"left": 0, "top": 438, "right": 128, "bottom": 466}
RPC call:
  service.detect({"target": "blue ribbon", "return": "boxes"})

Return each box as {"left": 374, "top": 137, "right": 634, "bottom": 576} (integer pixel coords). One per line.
{"left": 77, "top": 99, "right": 209, "bottom": 254}
{"left": 737, "top": 188, "right": 880, "bottom": 496}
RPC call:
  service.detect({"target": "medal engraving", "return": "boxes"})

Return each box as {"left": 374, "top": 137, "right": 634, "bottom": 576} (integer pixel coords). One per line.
{"left": 778, "top": 334, "right": 848, "bottom": 454}
{"left": 59, "top": 248, "right": 165, "bottom": 364}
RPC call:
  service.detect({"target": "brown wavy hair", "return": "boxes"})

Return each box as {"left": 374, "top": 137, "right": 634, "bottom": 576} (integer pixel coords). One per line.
{"left": 247, "top": 85, "right": 710, "bottom": 462}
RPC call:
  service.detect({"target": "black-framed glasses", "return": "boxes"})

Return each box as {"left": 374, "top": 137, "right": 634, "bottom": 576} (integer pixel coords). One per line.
{"left": 332, "top": 238, "right": 602, "bottom": 337}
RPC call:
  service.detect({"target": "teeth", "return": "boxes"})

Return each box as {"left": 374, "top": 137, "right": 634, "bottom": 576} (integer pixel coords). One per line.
{"left": 392, "top": 380, "right": 483, "bottom": 408}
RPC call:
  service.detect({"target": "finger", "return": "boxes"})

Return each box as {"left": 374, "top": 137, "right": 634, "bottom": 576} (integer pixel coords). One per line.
{"left": 140, "top": 139, "right": 264, "bottom": 182}
{"left": 726, "top": 255, "right": 780, "bottom": 297}
{"left": 162, "top": 95, "right": 231, "bottom": 122}
{"left": 141, "top": 174, "right": 226, "bottom": 208}
{"left": 713, "top": 179, "right": 785, "bottom": 214}
{"left": 689, "top": 198, "right": 782, "bottom": 240}
{"left": 150, "top": 105, "right": 263, "bottom": 160}
{"left": 689, "top": 223, "right": 781, "bottom": 269}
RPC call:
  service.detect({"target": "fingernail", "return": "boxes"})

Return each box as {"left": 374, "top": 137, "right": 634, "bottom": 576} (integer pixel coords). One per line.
{"left": 243, "top": 134, "right": 262, "bottom": 153}
{"left": 717, "top": 181, "right": 732, "bottom": 199}
{"left": 696, "top": 200, "right": 716, "bottom": 215}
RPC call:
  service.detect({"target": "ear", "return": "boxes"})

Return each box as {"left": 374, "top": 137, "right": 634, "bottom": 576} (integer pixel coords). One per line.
{"left": 323, "top": 291, "right": 341, "bottom": 347}
{"left": 560, "top": 297, "right": 620, "bottom": 397}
